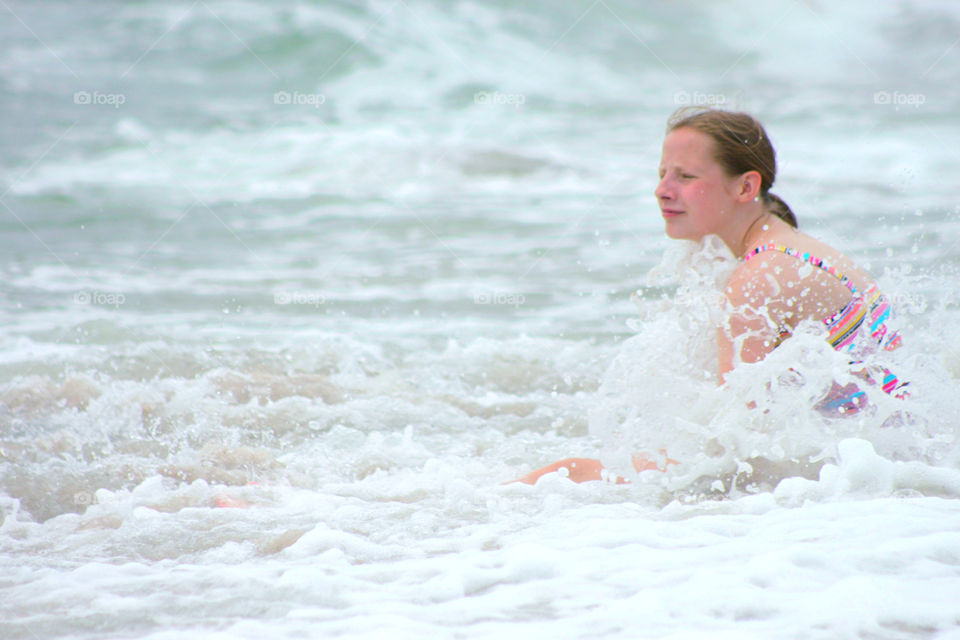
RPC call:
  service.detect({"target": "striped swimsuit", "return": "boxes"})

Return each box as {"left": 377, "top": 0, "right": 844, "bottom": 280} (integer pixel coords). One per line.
{"left": 744, "top": 244, "right": 907, "bottom": 412}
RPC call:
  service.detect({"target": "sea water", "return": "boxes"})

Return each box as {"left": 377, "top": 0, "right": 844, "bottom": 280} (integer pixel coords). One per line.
{"left": 2, "top": 1, "right": 960, "bottom": 638}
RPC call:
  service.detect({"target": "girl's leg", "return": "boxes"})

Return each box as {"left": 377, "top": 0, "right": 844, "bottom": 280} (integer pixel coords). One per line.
{"left": 508, "top": 452, "right": 678, "bottom": 485}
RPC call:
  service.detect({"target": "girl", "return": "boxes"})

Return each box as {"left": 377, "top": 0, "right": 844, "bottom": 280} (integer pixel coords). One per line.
{"left": 514, "top": 108, "right": 905, "bottom": 485}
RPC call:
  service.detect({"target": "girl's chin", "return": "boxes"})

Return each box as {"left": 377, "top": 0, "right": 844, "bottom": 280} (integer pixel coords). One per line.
{"left": 663, "top": 223, "right": 700, "bottom": 241}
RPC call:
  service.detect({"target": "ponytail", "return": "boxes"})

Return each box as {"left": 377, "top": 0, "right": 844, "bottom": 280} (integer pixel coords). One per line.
{"left": 762, "top": 191, "right": 797, "bottom": 228}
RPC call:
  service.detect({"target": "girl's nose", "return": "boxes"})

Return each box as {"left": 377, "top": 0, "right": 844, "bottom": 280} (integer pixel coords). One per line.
{"left": 655, "top": 176, "right": 672, "bottom": 201}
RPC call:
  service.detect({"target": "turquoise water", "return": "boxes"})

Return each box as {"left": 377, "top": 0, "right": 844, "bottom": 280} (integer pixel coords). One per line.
{"left": 2, "top": 2, "right": 960, "bottom": 638}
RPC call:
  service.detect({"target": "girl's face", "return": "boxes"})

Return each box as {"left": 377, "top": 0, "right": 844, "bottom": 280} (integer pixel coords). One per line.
{"left": 655, "top": 127, "right": 742, "bottom": 242}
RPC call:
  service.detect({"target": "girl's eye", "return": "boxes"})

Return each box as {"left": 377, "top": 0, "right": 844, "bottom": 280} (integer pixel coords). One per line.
{"left": 681, "top": 173, "right": 696, "bottom": 179}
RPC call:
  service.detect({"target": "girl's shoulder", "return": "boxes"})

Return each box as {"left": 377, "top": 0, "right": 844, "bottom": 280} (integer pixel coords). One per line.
{"left": 725, "top": 252, "right": 783, "bottom": 307}
{"left": 729, "top": 233, "right": 875, "bottom": 319}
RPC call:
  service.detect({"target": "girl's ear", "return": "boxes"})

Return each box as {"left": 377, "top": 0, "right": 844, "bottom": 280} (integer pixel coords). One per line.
{"left": 738, "top": 170, "right": 763, "bottom": 202}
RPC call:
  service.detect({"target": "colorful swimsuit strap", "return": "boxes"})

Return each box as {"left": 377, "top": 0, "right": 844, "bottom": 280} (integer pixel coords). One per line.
{"left": 743, "top": 244, "right": 857, "bottom": 295}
